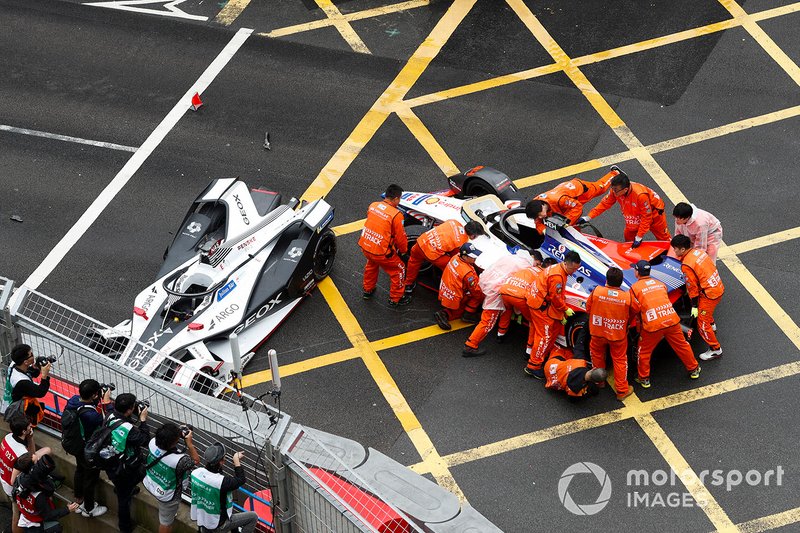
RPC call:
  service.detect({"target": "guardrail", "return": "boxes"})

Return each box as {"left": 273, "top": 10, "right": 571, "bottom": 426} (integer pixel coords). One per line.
{"left": 0, "top": 277, "right": 433, "bottom": 532}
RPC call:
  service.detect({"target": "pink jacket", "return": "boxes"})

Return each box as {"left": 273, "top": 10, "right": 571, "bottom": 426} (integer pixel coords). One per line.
{"left": 675, "top": 204, "right": 722, "bottom": 251}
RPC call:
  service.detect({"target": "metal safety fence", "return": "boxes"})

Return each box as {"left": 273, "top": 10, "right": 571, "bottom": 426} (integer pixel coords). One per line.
{"left": 0, "top": 277, "right": 427, "bottom": 533}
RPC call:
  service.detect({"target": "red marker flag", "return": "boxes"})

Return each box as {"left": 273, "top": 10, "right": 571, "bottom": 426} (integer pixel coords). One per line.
{"left": 190, "top": 92, "right": 203, "bottom": 111}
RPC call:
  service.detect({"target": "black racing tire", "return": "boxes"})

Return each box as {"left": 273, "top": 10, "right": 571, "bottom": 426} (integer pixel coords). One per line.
{"left": 312, "top": 229, "right": 337, "bottom": 281}
{"left": 463, "top": 178, "right": 494, "bottom": 198}
{"left": 576, "top": 222, "right": 604, "bottom": 238}
{"left": 85, "top": 332, "right": 127, "bottom": 360}
{"left": 190, "top": 367, "right": 216, "bottom": 394}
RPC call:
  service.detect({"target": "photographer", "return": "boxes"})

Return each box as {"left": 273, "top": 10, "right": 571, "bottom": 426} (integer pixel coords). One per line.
{"left": 62, "top": 379, "right": 113, "bottom": 518}
{"left": 190, "top": 443, "right": 257, "bottom": 533}
{"left": 1, "top": 416, "right": 51, "bottom": 533}
{"left": 13, "top": 454, "right": 79, "bottom": 532}
{"left": 3, "top": 344, "right": 52, "bottom": 426}
{"left": 105, "top": 393, "right": 150, "bottom": 533}
{"left": 143, "top": 423, "right": 200, "bottom": 533}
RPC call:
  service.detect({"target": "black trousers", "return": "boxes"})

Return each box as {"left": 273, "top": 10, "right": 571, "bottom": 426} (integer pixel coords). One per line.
{"left": 72, "top": 454, "right": 101, "bottom": 511}
{"left": 107, "top": 469, "right": 143, "bottom": 533}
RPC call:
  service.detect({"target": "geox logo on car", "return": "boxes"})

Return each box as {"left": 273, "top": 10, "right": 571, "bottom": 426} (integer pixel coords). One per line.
{"left": 233, "top": 194, "right": 249, "bottom": 225}
{"left": 233, "top": 293, "right": 283, "bottom": 335}
{"left": 129, "top": 327, "right": 172, "bottom": 370}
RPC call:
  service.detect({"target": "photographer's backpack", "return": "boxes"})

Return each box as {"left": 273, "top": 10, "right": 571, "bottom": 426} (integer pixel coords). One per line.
{"left": 61, "top": 405, "right": 96, "bottom": 456}
{"left": 84, "top": 418, "right": 125, "bottom": 470}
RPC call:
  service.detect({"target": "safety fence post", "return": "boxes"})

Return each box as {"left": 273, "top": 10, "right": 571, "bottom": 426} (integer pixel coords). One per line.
{"left": 0, "top": 278, "right": 19, "bottom": 358}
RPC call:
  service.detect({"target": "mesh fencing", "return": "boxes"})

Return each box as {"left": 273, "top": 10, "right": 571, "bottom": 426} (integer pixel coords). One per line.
{"left": 1, "top": 281, "right": 426, "bottom": 532}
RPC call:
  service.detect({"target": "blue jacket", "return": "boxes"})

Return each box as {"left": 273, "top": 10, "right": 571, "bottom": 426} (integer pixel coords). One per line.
{"left": 65, "top": 395, "right": 112, "bottom": 438}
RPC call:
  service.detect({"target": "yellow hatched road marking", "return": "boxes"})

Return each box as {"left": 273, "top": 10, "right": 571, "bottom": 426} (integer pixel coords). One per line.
{"left": 314, "top": 0, "right": 371, "bottom": 54}
{"left": 737, "top": 506, "right": 800, "bottom": 532}
{"left": 395, "top": 105, "right": 460, "bottom": 176}
{"left": 242, "top": 322, "right": 472, "bottom": 388}
{"left": 213, "top": 0, "right": 251, "bottom": 26}
{"left": 331, "top": 103, "right": 800, "bottom": 237}
{"left": 316, "top": 278, "right": 467, "bottom": 500}
{"left": 263, "top": 0, "right": 431, "bottom": 38}
{"left": 723, "top": 226, "right": 800, "bottom": 256}
{"left": 635, "top": 409, "right": 739, "bottom": 532}
{"left": 719, "top": 0, "right": 800, "bottom": 87}
{"left": 240, "top": 347, "right": 360, "bottom": 388}
{"left": 299, "top": 0, "right": 477, "bottom": 203}
{"left": 505, "top": 0, "right": 754, "bottom": 528}
{"left": 404, "top": 2, "right": 800, "bottom": 109}
{"left": 410, "top": 361, "right": 800, "bottom": 473}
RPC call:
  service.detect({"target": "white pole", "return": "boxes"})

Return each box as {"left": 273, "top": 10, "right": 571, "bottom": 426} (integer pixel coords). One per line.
{"left": 268, "top": 349, "right": 281, "bottom": 391}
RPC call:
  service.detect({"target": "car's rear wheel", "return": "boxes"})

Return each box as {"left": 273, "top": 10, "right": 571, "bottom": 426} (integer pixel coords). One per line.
{"left": 463, "top": 178, "right": 494, "bottom": 197}
{"left": 313, "top": 229, "right": 337, "bottom": 281}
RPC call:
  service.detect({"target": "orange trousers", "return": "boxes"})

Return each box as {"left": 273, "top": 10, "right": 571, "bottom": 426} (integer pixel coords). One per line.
{"left": 443, "top": 294, "right": 482, "bottom": 321}
{"left": 499, "top": 294, "right": 530, "bottom": 337}
{"left": 466, "top": 309, "right": 502, "bottom": 349}
{"left": 405, "top": 244, "right": 450, "bottom": 287}
{"left": 637, "top": 324, "right": 698, "bottom": 379}
{"left": 590, "top": 336, "right": 629, "bottom": 396}
{"left": 526, "top": 308, "right": 560, "bottom": 371}
{"left": 698, "top": 295, "right": 721, "bottom": 349}
{"left": 624, "top": 211, "right": 670, "bottom": 242}
{"left": 363, "top": 250, "right": 406, "bottom": 302}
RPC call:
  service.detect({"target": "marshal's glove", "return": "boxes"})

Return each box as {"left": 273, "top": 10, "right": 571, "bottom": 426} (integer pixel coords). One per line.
{"left": 631, "top": 236, "right": 643, "bottom": 248}
{"left": 691, "top": 307, "right": 699, "bottom": 318}
{"left": 399, "top": 252, "right": 410, "bottom": 263}
{"left": 576, "top": 216, "right": 591, "bottom": 225}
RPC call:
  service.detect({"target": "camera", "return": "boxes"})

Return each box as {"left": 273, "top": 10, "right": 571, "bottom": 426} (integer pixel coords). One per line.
{"left": 100, "top": 383, "right": 116, "bottom": 394}
{"left": 180, "top": 424, "right": 194, "bottom": 438}
{"left": 135, "top": 399, "right": 150, "bottom": 413}
{"left": 35, "top": 355, "right": 57, "bottom": 366}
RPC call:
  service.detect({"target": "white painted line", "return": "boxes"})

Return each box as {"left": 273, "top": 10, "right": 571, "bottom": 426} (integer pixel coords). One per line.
{"left": 23, "top": 27, "right": 253, "bottom": 291}
{"left": 85, "top": 0, "right": 209, "bottom": 21}
{"left": 0, "top": 125, "right": 138, "bottom": 153}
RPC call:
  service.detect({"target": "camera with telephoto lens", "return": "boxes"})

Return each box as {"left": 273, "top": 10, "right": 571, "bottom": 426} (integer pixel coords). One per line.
{"left": 100, "top": 383, "right": 116, "bottom": 394}
{"left": 135, "top": 399, "right": 150, "bottom": 414}
{"left": 35, "top": 355, "right": 57, "bottom": 367}
{"left": 180, "top": 424, "right": 193, "bottom": 438}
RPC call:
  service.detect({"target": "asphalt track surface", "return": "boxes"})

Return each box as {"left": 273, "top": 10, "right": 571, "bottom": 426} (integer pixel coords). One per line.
{"left": 2, "top": 0, "right": 800, "bottom": 531}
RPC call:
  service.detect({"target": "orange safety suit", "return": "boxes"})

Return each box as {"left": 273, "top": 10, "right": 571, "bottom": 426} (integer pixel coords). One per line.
{"left": 535, "top": 169, "right": 616, "bottom": 224}
{"left": 589, "top": 182, "right": 670, "bottom": 242}
{"left": 406, "top": 220, "right": 469, "bottom": 287}
{"left": 630, "top": 277, "right": 698, "bottom": 379}
{"left": 498, "top": 266, "right": 540, "bottom": 337}
{"left": 439, "top": 255, "right": 483, "bottom": 320}
{"left": 586, "top": 285, "right": 638, "bottom": 397}
{"left": 525, "top": 263, "right": 570, "bottom": 371}
{"left": 680, "top": 248, "right": 724, "bottom": 350}
{"left": 544, "top": 356, "right": 594, "bottom": 397}
{"left": 358, "top": 199, "right": 408, "bottom": 302}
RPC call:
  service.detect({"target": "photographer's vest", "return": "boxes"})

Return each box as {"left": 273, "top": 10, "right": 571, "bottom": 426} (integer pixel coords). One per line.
{"left": 108, "top": 415, "right": 135, "bottom": 457}
{"left": 191, "top": 467, "right": 233, "bottom": 530}
{"left": 144, "top": 439, "right": 183, "bottom": 502}
{"left": 0, "top": 434, "right": 28, "bottom": 495}
{"left": 3, "top": 367, "right": 30, "bottom": 407}
{"left": 17, "top": 490, "right": 54, "bottom": 527}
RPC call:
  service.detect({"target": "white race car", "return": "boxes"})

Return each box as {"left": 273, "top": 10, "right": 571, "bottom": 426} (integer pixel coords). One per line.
{"left": 87, "top": 178, "right": 336, "bottom": 395}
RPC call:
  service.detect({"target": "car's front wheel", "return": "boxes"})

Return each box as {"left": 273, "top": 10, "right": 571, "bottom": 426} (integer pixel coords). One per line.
{"left": 313, "top": 229, "right": 337, "bottom": 281}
